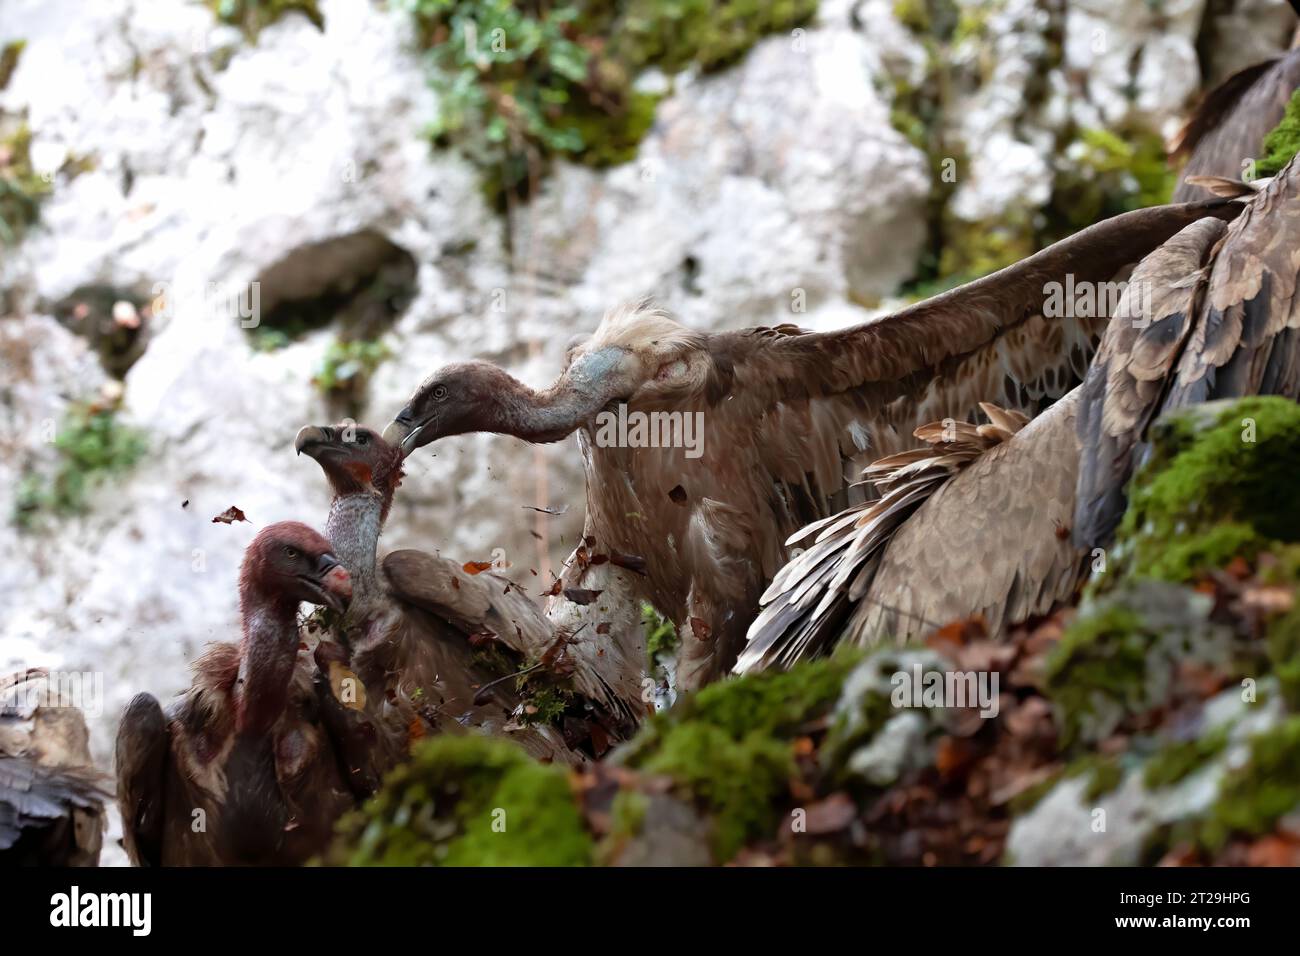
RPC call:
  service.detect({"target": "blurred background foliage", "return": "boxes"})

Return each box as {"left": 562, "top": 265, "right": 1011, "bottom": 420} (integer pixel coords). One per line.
{"left": 402, "top": 0, "right": 817, "bottom": 208}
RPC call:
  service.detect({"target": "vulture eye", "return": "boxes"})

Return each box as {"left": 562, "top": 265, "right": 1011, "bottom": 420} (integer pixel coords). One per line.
{"left": 432, "top": 384, "right": 449, "bottom": 401}
{"left": 284, "top": 546, "right": 298, "bottom": 559}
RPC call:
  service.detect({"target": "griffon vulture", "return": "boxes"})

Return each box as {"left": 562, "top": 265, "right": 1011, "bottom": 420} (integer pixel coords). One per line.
{"left": 115, "top": 522, "right": 363, "bottom": 866}
{"left": 384, "top": 198, "right": 1241, "bottom": 689}
{"left": 744, "top": 159, "right": 1298, "bottom": 669}
{"left": 294, "top": 423, "right": 641, "bottom": 761}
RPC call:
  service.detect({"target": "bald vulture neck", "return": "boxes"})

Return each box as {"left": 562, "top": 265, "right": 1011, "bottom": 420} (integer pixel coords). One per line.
{"left": 235, "top": 585, "right": 300, "bottom": 736}
{"left": 496, "top": 373, "right": 627, "bottom": 444}
{"left": 326, "top": 492, "right": 385, "bottom": 626}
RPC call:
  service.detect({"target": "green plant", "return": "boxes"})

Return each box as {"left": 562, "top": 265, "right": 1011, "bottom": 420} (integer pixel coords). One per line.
{"left": 0, "top": 39, "right": 25, "bottom": 90}
{"left": 405, "top": 0, "right": 817, "bottom": 207}
{"left": 208, "top": 0, "right": 324, "bottom": 40}
{"left": 642, "top": 601, "right": 677, "bottom": 662}
{"left": 0, "top": 121, "right": 50, "bottom": 246}
{"left": 312, "top": 339, "right": 392, "bottom": 395}
{"left": 329, "top": 736, "right": 593, "bottom": 866}
{"left": 13, "top": 402, "right": 148, "bottom": 530}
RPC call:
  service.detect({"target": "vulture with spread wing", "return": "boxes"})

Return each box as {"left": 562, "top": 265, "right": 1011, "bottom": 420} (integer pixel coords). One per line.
{"left": 746, "top": 157, "right": 1300, "bottom": 669}
{"left": 384, "top": 199, "right": 1242, "bottom": 689}
{"left": 294, "top": 424, "right": 642, "bottom": 762}
{"left": 1, "top": 669, "right": 107, "bottom": 866}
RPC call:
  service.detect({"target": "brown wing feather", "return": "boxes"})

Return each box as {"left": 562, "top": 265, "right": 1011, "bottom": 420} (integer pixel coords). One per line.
{"left": 1072, "top": 216, "right": 1229, "bottom": 545}
{"left": 382, "top": 549, "right": 620, "bottom": 754}
{"left": 853, "top": 389, "right": 1083, "bottom": 644}
{"left": 1077, "top": 156, "right": 1300, "bottom": 547}
{"left": 709, "top": 199, "right": 1242, "bottom": 548}
{"left": 739, "top": 394, "right": 1081, "bottom": 670}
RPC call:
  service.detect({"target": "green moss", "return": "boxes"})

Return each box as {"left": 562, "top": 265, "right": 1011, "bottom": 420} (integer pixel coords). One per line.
{"left": 1065, "top": 753, "right": 1124, "bottom": 803}
{"left": 409, "top": 0, "right": 817, "bottom": 207}
{"left": 1258, "top": 88, "right": 1300, "bottom": 178}
{"left": 608, "top": 788, "right": 648, "bottom": 839}
{"left": 312, "top": 338, "right": 392, "bottom": 409}
{"left": 1109, "top": 398, "right": 1300, "bottom": 587}
{"left": 521, "top": 685, "right": 572, "bottom": 725}
{"left": 643, "top": 602, "right": 677, "bottom": 662}
{"left": 1142, "top": 727, "right": 1230, "bottom": 791}
{"left": 209, "top": 0, "right": 324, "bottom": 40}
{"left": 13, "top": 401, "right": 148, "bottom": 531}
{"left": 618, "top": 654, "right": 853, "bottom": 861}
{"left": 1046, "top": 602, "right": 1150, "bottom": 746}
{"left": 1199, "top": 717, "right": 1300, "bottom": 851}
{"left": 1045, "top": 127, "right": 1175, "bottom": 238}
{"left": 331, "top": 735, "right": 592, "bottom": 866}
{"left": 1266, "top": 599, "right": 1300, "bottom": 711}
{"left": 1008, "top": 768, "right": 1065, "bottom": 815}
{"left": 0, "top": 121, "right": 51, "bottom": 246}
{"left": 935, "top": 211, "right": 1036, "bottom": 286}
{"left": 0, "top": 39, "right": 25, "bottom": 91}
{"left": 892, "top": 0, "right": 932, "bottom": 32}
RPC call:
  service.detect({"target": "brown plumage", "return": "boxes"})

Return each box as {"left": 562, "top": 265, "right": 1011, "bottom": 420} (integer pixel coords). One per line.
{"left": 1, "top": 669, "right": 108, "bottom": 866}
{"left": 294, "top": 424, "right": 623, "bottom": 764}
{"left": 384, "top": 200, "right": 1242, "bottom": 689}
{"left": 740, "top": 401, "right": 1078, "bottom": 668}
{"left": 1172, "top": 46, "right": 1300, "bottom": 202}
{"left": 115, "top": 522, "right": 363, "bottom": 866}
{"left": 1078, "top": 154, "right": 1300, "bottom": 546}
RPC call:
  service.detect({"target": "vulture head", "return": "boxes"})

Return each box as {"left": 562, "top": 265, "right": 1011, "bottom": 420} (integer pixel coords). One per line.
{"left": 295, "top": 423, "right": 404, "bottom": 513}
{"left": 238, "top": 521, "right": 352, "bottom": 619}
{"left": 383, "top": 301, "right": 708, "bottom": 453}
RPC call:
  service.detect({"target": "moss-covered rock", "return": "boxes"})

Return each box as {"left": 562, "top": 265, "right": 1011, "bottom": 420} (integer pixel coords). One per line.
{"left": 824, "top": 647, "right": 951, "bottom": 783}
{"left": 1141, "top": 726, "right": 1230, "bottom": 791}
{"left": 1045, "top": 581, "right": 1233, "bottom": 745}
{"left": 614, "top": 653, "right": 854, "bottom": 860}
{"left": 1198, "top": 716, "right": 1300, "bottom": 852}
{"left": 1106, "top": 398, "right": 1300, "bottom": 588}
{"left": 330, "top": 735, "right": 593, "bottom": 866}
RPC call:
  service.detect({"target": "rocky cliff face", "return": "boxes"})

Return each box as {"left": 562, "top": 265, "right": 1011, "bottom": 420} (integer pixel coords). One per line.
{"left": 0, "top": 0, "right": 1289, "bottom": 863}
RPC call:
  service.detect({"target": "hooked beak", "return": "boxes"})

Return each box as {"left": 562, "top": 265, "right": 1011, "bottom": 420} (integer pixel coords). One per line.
{"left": 381, "top": 409, "right": 424, "bottom": 457}
{"left": 303, "top": 552, "right": 351, "bottom": 613}
{"left": 295, "top": 425, "right": 343, "bottom": 459}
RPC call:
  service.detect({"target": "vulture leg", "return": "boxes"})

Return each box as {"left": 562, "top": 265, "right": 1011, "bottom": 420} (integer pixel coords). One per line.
{"left": 115, "top": 692, "right": 169, "bottom": 867}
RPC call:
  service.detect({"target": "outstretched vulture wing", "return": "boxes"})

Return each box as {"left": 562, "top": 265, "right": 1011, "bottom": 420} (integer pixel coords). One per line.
{"left": 1076, "top": 157, "right": 1300, "bottom": 547}
{"left": 382, "top": 548, "right": 641, "bottom": 734}
{"left": 702, "top": 199, "right": 1242, "bottom": 567}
